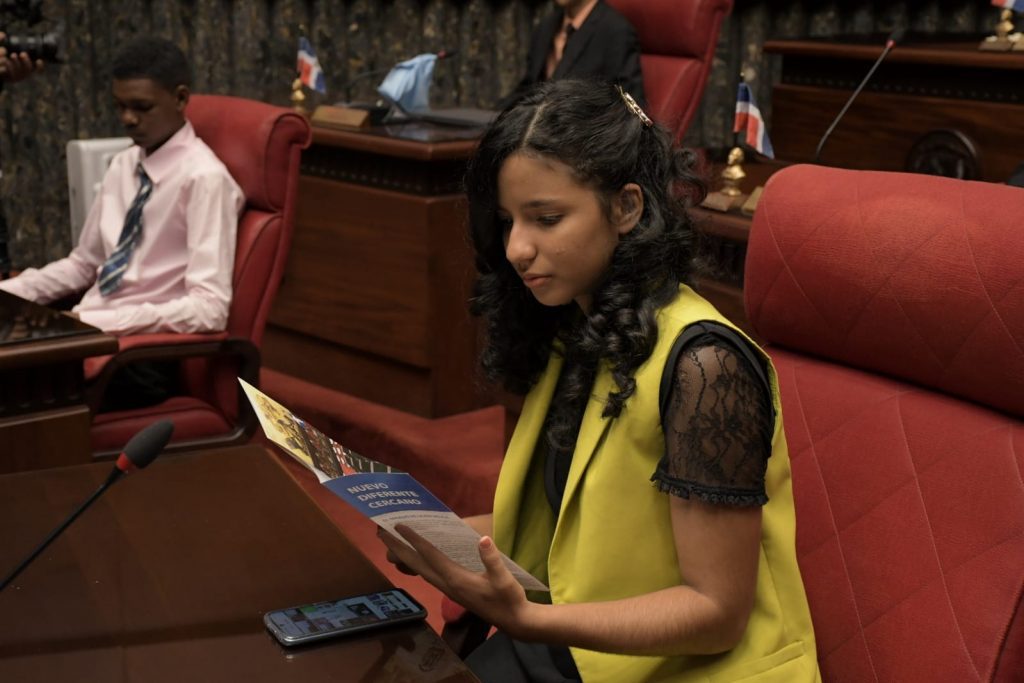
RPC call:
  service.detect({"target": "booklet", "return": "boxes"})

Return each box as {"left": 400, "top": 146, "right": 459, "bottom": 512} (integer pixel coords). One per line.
{"left": 240, "top": 379, "right": 547, "bottom": 592}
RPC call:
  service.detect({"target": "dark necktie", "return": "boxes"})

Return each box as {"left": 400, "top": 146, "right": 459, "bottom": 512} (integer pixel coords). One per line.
{"left": 547, "top": 21, "right": 578, "bottom": 79}
{"left": 98, "top": 163, "right": 152, "bottom": 296}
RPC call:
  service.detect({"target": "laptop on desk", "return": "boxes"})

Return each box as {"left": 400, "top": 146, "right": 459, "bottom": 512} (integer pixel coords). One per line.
{"left": 380, "top": 94, "right": 498, "bottom": 129}
{"left": 413, "top": 106, "right": 498, "bottom": 128}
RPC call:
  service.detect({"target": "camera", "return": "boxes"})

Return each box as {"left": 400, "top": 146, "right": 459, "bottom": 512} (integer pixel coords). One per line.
{"left": 1, "top": 0, "right": 61, "bottom": 64}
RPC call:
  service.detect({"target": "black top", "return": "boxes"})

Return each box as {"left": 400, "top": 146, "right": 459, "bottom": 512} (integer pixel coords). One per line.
{"left": 543, "top": 328, "right": 772, "bottom": 513}
{"left": 651, "top": 332, "right": 772, "bottom": 506}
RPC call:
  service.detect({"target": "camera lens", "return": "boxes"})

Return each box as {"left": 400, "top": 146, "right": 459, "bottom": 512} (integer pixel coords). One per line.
{"left": 3, "top": 31, "right": 59, "bottom": 63}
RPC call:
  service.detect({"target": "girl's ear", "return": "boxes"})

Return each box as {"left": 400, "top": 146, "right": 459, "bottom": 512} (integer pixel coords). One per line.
{"left": 612, "top": 183, "right": 644, "bottom": 235}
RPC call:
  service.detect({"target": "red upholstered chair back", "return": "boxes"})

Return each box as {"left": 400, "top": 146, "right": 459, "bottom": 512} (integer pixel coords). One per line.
{"left": 607, "top": 0, "right": 732, "bottom": 142}
{"left": 183, "top": 95, "right": 311, "bottom": 419}
{"left": 745, "top": 165, "right": 1024, "bottom": 681}
{"left": 187, "top": 94, "right": 310, "bottom": 346}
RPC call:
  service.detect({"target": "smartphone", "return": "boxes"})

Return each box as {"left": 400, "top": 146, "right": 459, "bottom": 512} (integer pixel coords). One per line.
{"left": 264, "top": 588, "right": 427, "bottom": 647}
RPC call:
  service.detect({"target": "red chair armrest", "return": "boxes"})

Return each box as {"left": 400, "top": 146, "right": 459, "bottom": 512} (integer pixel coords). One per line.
{"left": 85, "top": 332, "right": 230, "bottom": 381}
{"left": 85, "top": 334, "right": 258, "bottom": 418}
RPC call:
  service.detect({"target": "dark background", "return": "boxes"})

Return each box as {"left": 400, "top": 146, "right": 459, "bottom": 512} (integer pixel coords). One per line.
{"left": 0, "top": 0, "right": 1003, "bottom": 268}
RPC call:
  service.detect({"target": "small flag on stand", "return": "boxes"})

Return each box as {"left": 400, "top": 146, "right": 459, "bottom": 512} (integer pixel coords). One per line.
{"left": 297, "top": 36, "right": 327, "bottom": 94}
{"left": 992, "top": 0, "right": 1024, "bottom": 11}
{"left": 734, "top": 82, "right": 774, "bottom": 159}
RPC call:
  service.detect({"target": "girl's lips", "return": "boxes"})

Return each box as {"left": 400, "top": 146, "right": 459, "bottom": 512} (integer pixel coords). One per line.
{"left": 522, "top": 274, "right": 550, "bottom": 288}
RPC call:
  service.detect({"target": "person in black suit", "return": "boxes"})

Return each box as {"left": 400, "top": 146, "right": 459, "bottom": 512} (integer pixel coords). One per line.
{"left": 501, "top": 0, "right": 646, "bottom": 110}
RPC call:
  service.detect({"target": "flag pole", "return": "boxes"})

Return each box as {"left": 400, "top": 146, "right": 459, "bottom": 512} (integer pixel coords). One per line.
{"left": 721, "top": 70, "right": 747, "bottom": 198}
{"left": 292, "top": 25, "right": 309, "bottom": 114}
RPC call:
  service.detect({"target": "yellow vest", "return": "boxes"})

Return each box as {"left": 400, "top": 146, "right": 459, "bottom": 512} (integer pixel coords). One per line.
{"left": 493, "top": 286, "right": 820, "bottom": 682}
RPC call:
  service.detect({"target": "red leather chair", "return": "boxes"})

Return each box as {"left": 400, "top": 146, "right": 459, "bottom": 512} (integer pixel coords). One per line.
{"left": 746, "top": 165, "right": 1024, "bottom": 680}
{"left": 607, "top": 0, "right": 732, "bottom": 143}
{"left": 87, "top": 95, "right": 312, "bottom": 455}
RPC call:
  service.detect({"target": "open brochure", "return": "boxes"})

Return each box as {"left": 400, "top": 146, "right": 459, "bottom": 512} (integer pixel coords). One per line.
{"left": 240, "top": 379, "right": 547, "bottom": 592}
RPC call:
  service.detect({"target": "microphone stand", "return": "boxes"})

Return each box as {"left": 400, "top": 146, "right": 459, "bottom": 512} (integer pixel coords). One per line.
{"left": 814, "top": 30, "right": 903, "bottom": 164}
{"left": 0, "top": 419, "right": 172, "bottom": 592}
{"left": 338, "top": 68, "right": 393, "bottom": 105}
{"left": 0, "top": 469, "right": 122, "bottom": 591}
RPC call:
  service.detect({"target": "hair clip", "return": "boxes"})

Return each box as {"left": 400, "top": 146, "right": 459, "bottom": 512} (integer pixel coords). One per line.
{"left": 617, "top": 85, "right": 652, "bottom": 128}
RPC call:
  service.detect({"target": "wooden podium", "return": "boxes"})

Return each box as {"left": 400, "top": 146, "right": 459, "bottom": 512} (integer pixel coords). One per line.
{"left": 765, "top": 39, "right": 1024, "bottom": 182}
{"left": 0, "top": 291, "right": 118, "bottom": 473}
{"left": 263, "top": 123, "right": 484, "bottom": 419}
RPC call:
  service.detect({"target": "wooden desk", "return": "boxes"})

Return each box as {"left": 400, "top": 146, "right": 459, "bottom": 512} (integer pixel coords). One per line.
{"left": 692, "top": 159, "right": 785, "bottom": 336}
{"left": 0, "top": 445, "right": 477, "bottom": 682}
{"left": 0, "top": 291, "right": 118, "bottom": 473}
{"left": 766, "top": 39, "right": 1024, "bottom": 182}
{"left": 263, "top": 123, "right": 485, "bottom": 419}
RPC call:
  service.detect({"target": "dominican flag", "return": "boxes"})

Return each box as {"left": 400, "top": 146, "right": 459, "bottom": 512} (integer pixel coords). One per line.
{"left": 734, "top": 82, "right": 774, "bottom": 159}
{"left": 297, "top": 37, "right": 327, "bottom": 94}
{"left": 993, "top": 0, "right": 1024, "bottom": 10}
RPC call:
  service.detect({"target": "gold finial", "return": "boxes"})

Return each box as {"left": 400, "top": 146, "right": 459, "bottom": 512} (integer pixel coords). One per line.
{"left": 980, "top": 9, "right": 1022, "bottom": 51}
{"left": 720, "top": 147, "right": 746, "bottom": 197}
{"left": 291, "top": 77, "right": 307, "bottom": 114}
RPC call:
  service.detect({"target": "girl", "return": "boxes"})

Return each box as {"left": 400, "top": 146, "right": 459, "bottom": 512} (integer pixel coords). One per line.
{"left": 381, "top": 79, "right": 819, "bottom": 683}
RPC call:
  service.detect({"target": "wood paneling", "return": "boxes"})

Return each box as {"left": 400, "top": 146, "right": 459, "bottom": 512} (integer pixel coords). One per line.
{"left": 264, "top": 126, "right": 483, "bottom": 418}
{"left": 766, "top": 40, "right": 1024, "bottom": 182}
{"left": 0, "top": 292, "right": 118, "bottom": 473}
{"left": 273, "top": 177, "right": 433, "bottom": 368}
{"left": 773, "top": 84, "right": 1024, "bottom": 181}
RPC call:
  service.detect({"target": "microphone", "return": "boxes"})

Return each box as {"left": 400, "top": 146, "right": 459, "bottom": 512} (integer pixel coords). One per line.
{"left": 337, "top": 49, "right": 458, "bottom": 103}
{"left": 0, "top": 420, "right": 174, "bottom": 592}
{"left": 814, "top": 28, "right": 905, "bottom": 164}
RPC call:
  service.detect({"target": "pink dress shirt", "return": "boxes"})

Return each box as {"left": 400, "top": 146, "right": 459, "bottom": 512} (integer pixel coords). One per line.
{"left": 0, "top": 121, "right": 243, "bottom": 335}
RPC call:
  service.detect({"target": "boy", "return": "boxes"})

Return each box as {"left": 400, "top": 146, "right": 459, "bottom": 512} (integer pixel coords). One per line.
{"left": 0, "top": 37, "right": 243, "bottom": 407}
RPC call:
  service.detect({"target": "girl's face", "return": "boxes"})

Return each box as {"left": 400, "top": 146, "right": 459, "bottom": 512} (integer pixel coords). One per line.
{"left": 497, "top": 152, "right": 641, "bottom": 313}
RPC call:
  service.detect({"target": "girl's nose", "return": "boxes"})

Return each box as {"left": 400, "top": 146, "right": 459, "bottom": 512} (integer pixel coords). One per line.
{"left": 504, "top": 223, "right": 535, "bottom": 270}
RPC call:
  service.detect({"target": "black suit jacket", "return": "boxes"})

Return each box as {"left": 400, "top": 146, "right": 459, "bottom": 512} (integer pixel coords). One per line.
{"left": 502, "top": 1, "right": 646, "bottom": 110}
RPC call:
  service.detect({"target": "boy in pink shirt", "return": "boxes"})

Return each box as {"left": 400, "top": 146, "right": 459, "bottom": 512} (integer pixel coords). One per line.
{"left": 0, "top": 37, "right": 243, "bottom": 409}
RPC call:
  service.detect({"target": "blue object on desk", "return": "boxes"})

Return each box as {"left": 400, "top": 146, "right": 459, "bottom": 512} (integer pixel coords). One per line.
{"left": 377, "top": 53, "right": 437, "bottom": 114}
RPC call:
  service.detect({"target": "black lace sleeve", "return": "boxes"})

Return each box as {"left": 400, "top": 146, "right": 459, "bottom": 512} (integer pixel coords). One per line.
{"left": 651, "top": 333, "right": 773, "bottom": 507}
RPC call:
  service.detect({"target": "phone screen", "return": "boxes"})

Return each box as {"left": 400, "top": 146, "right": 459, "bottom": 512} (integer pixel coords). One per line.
{"left": 264, "top": 588, "right": 426, "bottom": 645}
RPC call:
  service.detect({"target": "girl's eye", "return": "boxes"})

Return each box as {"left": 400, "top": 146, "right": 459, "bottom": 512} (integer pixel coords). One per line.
{"left": 537, "top": 214, "right": 562, "bottom": 226}
{"left": 497, "top": 216, "right": 513, "bottom": 233}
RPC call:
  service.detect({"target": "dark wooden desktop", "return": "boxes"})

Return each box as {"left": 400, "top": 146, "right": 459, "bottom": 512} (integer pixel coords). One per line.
{"left": 0, "top": 290, "right": 118, "bottom": 473}
{"left": 0, "top": 444, "right": 477, "bottom": 682}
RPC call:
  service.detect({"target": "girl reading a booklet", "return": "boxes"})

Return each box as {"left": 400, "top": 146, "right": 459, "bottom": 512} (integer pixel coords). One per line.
{"left": 380, "top": 79, "right": 820, "bottom": 683}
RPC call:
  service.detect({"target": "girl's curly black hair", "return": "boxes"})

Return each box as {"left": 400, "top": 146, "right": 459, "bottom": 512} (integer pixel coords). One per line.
{"left": 465, "top": 79, "right": 705, "bottom": 456}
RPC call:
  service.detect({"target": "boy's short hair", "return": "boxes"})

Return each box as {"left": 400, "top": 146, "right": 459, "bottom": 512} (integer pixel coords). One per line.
{"left": 111, "top": 37, "right": 191, "bottom": 91}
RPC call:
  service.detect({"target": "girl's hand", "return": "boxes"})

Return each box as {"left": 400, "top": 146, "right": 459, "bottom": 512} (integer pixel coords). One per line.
{"left": 377, "top": 524, "right": 537, "bottom": 639}
{"left": 382, "top": 544, "right": 419, "bottom": 576}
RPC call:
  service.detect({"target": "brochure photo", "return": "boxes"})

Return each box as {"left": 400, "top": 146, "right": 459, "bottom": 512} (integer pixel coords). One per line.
{"left": 240, "top": 379, "right": 547, "bottom": 592}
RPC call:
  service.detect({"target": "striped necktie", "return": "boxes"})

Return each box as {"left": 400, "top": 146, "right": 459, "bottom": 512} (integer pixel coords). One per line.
{"left": 98, "top": 164, "right": 153, "bottom": 296}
